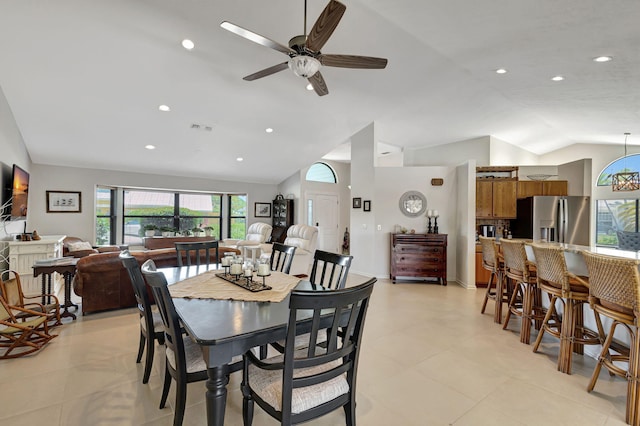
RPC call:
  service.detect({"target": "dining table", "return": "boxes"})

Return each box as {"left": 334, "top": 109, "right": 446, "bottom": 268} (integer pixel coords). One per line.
{"left": 159, "top": 265, "right": 327, "bottom": 426}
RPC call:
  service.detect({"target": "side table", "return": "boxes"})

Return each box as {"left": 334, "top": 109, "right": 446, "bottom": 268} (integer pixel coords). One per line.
{"left": 33, "top": 258, "right": 79, "bottom": 320}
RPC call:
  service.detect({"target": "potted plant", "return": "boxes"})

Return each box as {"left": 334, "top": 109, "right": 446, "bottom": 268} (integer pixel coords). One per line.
{"left": 143, "top": 224, "right": 159, "bottom": 237}
{"left": 203, "top": 226, "right": 214, "bottom": 237}
{"left": 160, "top": 226, "right": 175, "bottom": 237}
{"left": 191, "top": 226, "right": 204, "bottom": 237}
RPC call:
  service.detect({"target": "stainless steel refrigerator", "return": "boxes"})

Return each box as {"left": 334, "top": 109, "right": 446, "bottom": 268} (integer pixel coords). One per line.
{"left": 510, "top": 196, "right": 591, "bottom": 245}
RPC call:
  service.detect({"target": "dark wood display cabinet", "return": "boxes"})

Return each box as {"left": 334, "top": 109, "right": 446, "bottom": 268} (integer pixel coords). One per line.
{"left": 390, "top": 233, "right": 447, "bottom": 285}
{"left": 272, "top": 198, "right": 294, "bottom": 243}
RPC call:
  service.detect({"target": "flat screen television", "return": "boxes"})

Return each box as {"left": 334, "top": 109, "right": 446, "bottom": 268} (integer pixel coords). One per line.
{"left": 10, "top": 164, "right": 29, "bottom": 219}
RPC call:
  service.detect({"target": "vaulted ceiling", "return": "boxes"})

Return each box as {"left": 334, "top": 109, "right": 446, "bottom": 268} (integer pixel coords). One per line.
{"left": 1, "top": 0, "right": 638, "bottom": 183}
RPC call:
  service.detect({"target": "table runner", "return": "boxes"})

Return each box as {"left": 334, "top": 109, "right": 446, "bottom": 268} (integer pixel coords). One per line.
{"left": 168, "top": 270, "right": 300, "bottom": 303}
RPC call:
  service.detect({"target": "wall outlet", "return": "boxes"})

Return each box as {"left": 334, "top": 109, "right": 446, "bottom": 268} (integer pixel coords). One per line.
{"left": 377, "top": 225, "right": 382, "bottom": 231}
{"left": 362, "top": 223, "right": 367, "bottom": 229}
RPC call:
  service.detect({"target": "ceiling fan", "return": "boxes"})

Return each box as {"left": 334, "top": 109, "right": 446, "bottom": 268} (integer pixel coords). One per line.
{"left": 220, "top": 0, "right": 388, "bottom": 96}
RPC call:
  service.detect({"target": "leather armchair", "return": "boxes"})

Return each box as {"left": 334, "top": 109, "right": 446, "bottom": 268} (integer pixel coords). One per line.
{"left": 222, "top": 222, "right": 273, "bottom": 254}
{"left": 262, "top": 224, "right": 318, "bottom": 276}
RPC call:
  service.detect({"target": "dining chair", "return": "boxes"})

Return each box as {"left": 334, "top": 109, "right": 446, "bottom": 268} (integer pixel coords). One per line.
{"left": 141, "top": 259, "right": 242, "bottom": 426}
{"left": 268, "top": 242, "right": 297, "bottom": 274}
{"left": 501, "top": 239, "right": 544, "bottom": 344}
{"left": 120, "top": 252, "right": 165, "bottom": 384}
{"left": 309, "top": 250, "right": 353, "bottom": 290}
{"left": 0, "top": 270, "right": 61, "bottom": 327}
{"left": 241, "top": 277, "right": 376, "bottom": 426}
{"left": 269, "top": 250, "right": 354, "bottom": 355}
{"left": 478, "top": 236, "right": 507, "bottom": 323}
{"left": 582, "top": 251, "right": 640, "bottom": 425}
{"left": 175, "top": 240, "right": 219, "bottom": 268}
{"left": 0, "top": 294, "right": 56, "bottom": 359}
{"left": 529, "top": 243, "right": 602, "bottom": 374}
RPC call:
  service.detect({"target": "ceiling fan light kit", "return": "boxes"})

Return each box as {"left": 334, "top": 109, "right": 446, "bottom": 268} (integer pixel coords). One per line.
{"left": 288, "top": 56, "right": 321, "bottom": 78}
{"left": 220, "top": 0, "right": 387, "bottom": 96}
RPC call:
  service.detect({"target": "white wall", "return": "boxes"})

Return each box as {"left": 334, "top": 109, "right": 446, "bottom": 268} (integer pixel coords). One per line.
{"left": 0, "top": 85, "right": 31, "bottom": 239}
{"left": 28, "top": 164, "right": 278, "bottom": 243}
{"left": 489, "top": 136, "right": 539, "bottom": 165}
{"left": 350, "top": 123, "right": 376, "bottom": 276}
{"left": 404, "top": 136, "right": 490, "bottom": 167}
{"left": 374, "top": 165, "right": 458, "bottom": 279}
{"left": 456, "top": 161, "right": 476, "bottom": 288}
{"left": 558, "top": 159, "right": 592, "bottom": 197}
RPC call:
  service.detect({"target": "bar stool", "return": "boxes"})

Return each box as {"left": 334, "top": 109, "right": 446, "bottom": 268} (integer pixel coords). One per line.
{"left": 530, "top": 243, "right": 602, "bottom": 374}
{"left": 479, "top": 236, "right": 507, "bottom": 323}
{"left": 582, "top": 251, "right": 640, "bottom": 426}
{"left": 501, "top": 239, "right": 543, "bottom": 344}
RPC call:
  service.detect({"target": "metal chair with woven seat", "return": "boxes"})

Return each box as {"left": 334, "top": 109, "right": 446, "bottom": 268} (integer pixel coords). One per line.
{"left": 478, "top": 236, "right": 507, "bottom": 323}
{"left": 582, "top": 251, "right": 640, "bottom": 426}
{"left": 530, "top": 243, "right": 602, "bottom": 374}
{"left": 501, "top": 239, "right": 544, "bottom": 344}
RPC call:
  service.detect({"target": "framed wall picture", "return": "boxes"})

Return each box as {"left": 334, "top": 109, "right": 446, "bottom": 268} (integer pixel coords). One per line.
{"left": 254, "top": 202, "right": 272, "bottom": 218}
{"left": 46, "top": 190, "right": 82, "bottom": 213}
{"left": 363, "top": 200, "right": 371, "bottom": 212}
{"left": 352, "top": 197, "right": 362, "bottom": 209}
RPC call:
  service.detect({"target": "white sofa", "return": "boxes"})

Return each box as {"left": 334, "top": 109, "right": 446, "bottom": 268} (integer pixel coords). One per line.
{"left": 262, "top": 224, "right": 318, "bottom": 276}
{"left": 222, "top": 222, "right": 273, "bottom": 257}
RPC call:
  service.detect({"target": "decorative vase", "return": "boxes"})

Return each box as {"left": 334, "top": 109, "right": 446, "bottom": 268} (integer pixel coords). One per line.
{"left": 145, "top": 230, "right": 156, "bottom": 237}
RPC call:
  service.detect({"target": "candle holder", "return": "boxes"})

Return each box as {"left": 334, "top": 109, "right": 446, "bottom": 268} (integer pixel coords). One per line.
{"left": 427, "top": 217, "right": 433, "bottom": 234}
{"left": 434, "top": 217, "right": 439, "bottom": 234}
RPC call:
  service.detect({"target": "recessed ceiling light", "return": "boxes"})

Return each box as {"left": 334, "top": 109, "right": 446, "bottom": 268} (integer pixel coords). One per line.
{"left": 158, "top": 104, "right": 171, "bottom": 112}
{"left": 182, "top": 39, "right": 195, "bottom": 50}
{"left": 265, "top": 128, "right": 273, "bottom": 133}
{"left": 145, "top": 145, "right": 156, "bottom": 150}
{"left": 236, "top": 157, "right": 244, "bottom": 162}
{"left": 593, "top": 56, "right": 612, "bottom": 63}
{"left": 495, "top": 68, "right": 507, "bottom": 74}
{"left": 306, "top": 83, "right": 314, "bottom": 91}
{"left": 551, "top": 75, "right": 564, "bottom": 81}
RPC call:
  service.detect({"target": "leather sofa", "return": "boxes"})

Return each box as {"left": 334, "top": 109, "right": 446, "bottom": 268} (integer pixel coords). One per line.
{"left": 73, "top": 246, "right": 240, "bottom": 314}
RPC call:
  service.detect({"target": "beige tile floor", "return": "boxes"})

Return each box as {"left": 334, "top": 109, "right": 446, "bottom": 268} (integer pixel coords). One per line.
{"left": 0, "top": 279, "right": 630, "bottom": 426}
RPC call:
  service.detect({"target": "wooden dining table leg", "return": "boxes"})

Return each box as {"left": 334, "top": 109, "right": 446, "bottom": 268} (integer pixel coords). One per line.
{"left": 205, "top": 364, "right": 230, "bottom": 426}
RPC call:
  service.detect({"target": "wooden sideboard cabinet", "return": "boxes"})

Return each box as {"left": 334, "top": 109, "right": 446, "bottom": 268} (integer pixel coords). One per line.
{"left": 390, "top": 233, "right": 447, "bottom": 285}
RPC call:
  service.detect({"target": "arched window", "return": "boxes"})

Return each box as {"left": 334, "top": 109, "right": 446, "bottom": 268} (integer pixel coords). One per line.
{"left": 597, "top": 154, "right": 640, "bottom": 186}
{"left": 305, "top": 162, "right": 337, "bottom": 184}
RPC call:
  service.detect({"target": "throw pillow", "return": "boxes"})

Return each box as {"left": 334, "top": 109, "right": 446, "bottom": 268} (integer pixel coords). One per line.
{"left": 68, "top": 241, "right": 93, "bottom": 252}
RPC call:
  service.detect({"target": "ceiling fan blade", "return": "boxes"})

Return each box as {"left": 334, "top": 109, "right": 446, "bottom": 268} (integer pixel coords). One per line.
{"left": 305, "top": 0, "right": 346, "bottom": 52}
{"left": 243, "top": 62, "right": 290, "bottom": 81}
{"left": 220, "top": 21, "right": 294, "bottom": 56}
{"left": 320, "top": 54, "right": 388, "bottom": 69}
{"left": 308, "top": 72, "right": 329, "bottom": 96}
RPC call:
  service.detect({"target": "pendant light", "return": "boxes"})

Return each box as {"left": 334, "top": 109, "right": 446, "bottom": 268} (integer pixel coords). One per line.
{"left": 612, "top": 133, "right": 640, "bottom": 191}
